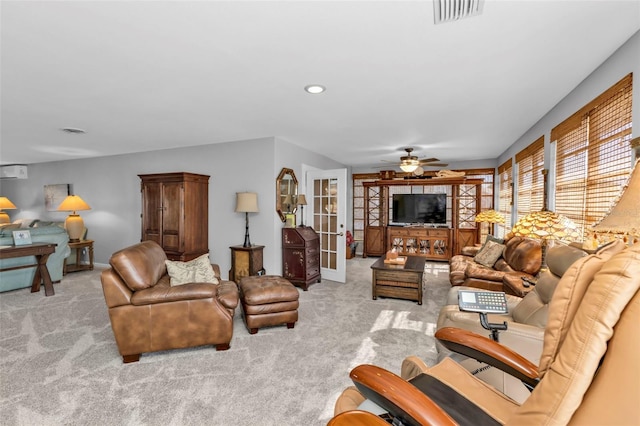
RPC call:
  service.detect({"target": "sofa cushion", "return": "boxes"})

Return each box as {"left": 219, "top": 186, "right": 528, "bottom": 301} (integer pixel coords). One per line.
{"left": 110, "top": 240, "right": 168, "bottom": 292}
{"left": 473, "top": 240, "right": 505, "bottom": 267}
{"left": 165, "top": 253, "right": 218, "bottom": 286}
{"left": 502, "top": 236, "right": 542, "bottom": 275}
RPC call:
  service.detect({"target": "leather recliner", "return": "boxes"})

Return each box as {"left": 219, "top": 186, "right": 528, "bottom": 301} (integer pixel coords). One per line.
{"left": 331, "top": 240, "right": 638, "bottom": 426}
{"left": 101, "top": 240, "right": 239, "bottom": 363}
{"left": 436, "top": 243, "right": 589, "bottom": 402}
{"left": 449, "top": 236, "right": 542, "bottom": 295}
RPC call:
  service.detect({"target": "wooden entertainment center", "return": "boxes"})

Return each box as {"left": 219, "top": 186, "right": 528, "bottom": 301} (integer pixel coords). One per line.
{"left": 363, "top": 177, "right": 483, "bottom": 260}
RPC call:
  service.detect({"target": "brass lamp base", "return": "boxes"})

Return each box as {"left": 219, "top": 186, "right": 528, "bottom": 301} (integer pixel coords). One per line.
{"left": 0, "top": 211, "right": 10, "bottom": 224}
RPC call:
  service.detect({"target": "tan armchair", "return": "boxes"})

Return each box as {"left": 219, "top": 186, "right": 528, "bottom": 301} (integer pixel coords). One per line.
{"left": 437, "top": 243, "right": 590, "bottom": 401}
{"left": 331, "top": 241, "right": 639, "bottom": 426}
{"left": 449, "top": 236, "right": 542, "bottom": 295}
{"left": 101, "top": 241, "right": 239, "bottom": 363}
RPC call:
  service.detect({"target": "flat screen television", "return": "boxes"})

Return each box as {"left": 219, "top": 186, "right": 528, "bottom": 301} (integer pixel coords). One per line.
{"left": 392, "top": 193, "right": 447, "bottom": 225}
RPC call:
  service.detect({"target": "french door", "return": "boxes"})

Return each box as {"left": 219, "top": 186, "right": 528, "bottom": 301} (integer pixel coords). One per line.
{"left": 306, "top": 168, "right": 347, "bottom": 283}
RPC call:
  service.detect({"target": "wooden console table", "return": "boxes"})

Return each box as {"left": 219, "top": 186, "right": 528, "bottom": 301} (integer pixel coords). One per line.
{"left": 371, "top": 255, "right": 426, "bottom": 305}
{"left": 0, "top": 243, "right": 57, "bottom": 296}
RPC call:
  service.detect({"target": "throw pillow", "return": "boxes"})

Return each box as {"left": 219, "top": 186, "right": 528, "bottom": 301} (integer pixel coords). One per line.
{"left": 473, "top": 240, "right": 505, "bottom": 267}
{"left": 165, "top": 253, "right": 219, "bottom": 286}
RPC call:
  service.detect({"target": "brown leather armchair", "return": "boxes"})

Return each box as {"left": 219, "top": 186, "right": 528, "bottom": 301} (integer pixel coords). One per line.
{"left": 449, "top": 236, "right": 542, "bottom": 295}
{"left": 101, "top": 241, "right": 239, "bottom": 363}
{"left": 332, "top": 241, "right": 640, "bottom": 426}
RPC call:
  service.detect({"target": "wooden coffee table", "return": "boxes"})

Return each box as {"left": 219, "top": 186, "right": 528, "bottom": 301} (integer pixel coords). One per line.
{"left": 371, "top": 256, "right": 426, "bottom": 305}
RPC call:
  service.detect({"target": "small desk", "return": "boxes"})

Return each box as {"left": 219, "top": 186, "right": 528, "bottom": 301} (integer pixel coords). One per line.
{"left": 229, "top": 245, "right": 265, "bottom": 282}
{"left": 0, "top": 243, "right": 57, "bottom": 296}
{"left": 371, "top": 255, "right": 426, "bottom": 305}
{"left": 65, "top": 239, "right": 94, "bottom": 274}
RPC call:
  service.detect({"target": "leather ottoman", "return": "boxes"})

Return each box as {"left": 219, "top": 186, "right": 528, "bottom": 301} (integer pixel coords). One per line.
{"left": 238, "top": 275, "right": 300, "bottom": 334}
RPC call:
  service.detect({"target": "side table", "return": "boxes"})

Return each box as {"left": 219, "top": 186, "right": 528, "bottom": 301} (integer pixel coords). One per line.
{"left": 229, "top": 245, "right": 265, "bottom": 283}
{"left": 64, "top": 239, "right": 94, "bottom": 274}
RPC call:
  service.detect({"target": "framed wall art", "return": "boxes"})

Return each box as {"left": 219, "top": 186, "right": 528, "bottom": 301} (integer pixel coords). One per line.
{"left": 44, "top": 184, "right": 70, "bottom": 211}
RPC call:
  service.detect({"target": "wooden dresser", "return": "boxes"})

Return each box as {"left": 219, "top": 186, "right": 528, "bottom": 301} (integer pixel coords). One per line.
{"left": 387, "top": 226, "right": 452, "bottom": 261}
{"left": 139, "top": 172, "right": 209, "bottom": 261}
{"left": 282, "top": 226, "right": 321, "bottom": 290}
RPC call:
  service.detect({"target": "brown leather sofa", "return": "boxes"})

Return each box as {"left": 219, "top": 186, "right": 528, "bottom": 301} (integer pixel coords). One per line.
{"left": 101, "top": 240, "right": 239, "bottom": 363}
{"left": 449, "top": 236, "right": 542, "bottom": 295}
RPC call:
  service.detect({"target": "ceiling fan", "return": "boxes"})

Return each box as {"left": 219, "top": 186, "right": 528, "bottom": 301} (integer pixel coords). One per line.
{"left": 381, "top": 148, "right": 448, "bottom": 173}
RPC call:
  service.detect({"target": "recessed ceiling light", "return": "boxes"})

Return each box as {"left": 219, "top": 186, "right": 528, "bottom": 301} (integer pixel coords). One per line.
{"left": 61, "top": 127, "right": 86, "bottom": 134}
{"left": 304, "top": 85, "right": 326, "bottom": 94}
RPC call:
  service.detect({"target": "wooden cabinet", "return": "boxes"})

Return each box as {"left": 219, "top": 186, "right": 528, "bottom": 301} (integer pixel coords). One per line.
{"left": 387, "top": 227, "right": 452, "bottom": 261}
{"left": 364, "top": 226, "right": 386, "bottom": 257}
{"left": 139, "top": 172, "right": 209, "bottom": 261}
{"left": 229, "top": 245, "right": 265, "bottom": 283}
{"left": 363, "top": 178, "right": 482, "bottom": 259}
{"left": 282, "top": 226, "right": 321, "bottom": 290}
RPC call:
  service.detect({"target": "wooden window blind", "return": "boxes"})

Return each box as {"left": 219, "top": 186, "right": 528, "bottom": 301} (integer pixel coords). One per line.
{"left": 553, "top": 73, "right": 633, "bottom": 239}
{"left": 516, "top": 136, "right": 545, "bottom": 220}
{"left": 497, "top": 158, "right": 513, "bottom": 238}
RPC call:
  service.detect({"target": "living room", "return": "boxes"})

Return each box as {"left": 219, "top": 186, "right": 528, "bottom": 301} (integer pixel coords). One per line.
{"left": 1, "top": 1, "right": 640, "bottom": 425}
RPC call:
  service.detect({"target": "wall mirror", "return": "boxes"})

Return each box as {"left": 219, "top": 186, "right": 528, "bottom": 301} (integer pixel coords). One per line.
{"left": 276, "top": 168, "right": 298, "bottom": 222}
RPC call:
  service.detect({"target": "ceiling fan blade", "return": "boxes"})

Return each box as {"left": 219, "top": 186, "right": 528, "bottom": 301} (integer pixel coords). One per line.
{"left": 418, "top": 157, "right": 440, "bottom": 164}
{"left": 422, "top": 163, "right": 448, "bottom": 167}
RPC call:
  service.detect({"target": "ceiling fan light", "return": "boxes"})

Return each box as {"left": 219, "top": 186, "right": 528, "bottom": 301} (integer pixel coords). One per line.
{"left": 400, "top": 161, "right": 419, "bottom": 173}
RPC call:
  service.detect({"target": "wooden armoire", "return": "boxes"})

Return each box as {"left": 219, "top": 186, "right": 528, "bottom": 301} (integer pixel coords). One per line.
{"left": 139, "top": 172, "right": 209, "bottom": 261}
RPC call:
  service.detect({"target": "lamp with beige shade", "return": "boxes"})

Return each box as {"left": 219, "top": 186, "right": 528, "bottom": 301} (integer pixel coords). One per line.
{"left": 236, "top": 192, "right": 259, "bottom": 247}
{"left": 296, "top": 194, "right": 307, "bottom": 227}
{"left": 57, "top": 195, "right": 91, "bottom": 242}
{"left": 0, "top": 197, "right": 17, "bottom": 224}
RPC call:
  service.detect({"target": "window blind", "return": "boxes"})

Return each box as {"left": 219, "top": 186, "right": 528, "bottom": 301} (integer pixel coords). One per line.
{"left": 497, "top": 158, "right": 513, "bottom": 238}
{"left": 553, "top": 73, "right": 633, "bottom": 239}
{"left": 516, "top": 136, "right": 545, "bottom": 220}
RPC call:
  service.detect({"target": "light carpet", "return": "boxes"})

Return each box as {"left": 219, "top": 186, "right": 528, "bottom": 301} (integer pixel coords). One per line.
{"left": 0, "top": 257, "right": 451, "bottom": 425}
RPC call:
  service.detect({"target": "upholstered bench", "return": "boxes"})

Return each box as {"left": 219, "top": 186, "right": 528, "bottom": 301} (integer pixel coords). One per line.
{"left": 238, "top": 275, "right": 300, "bottom": 334}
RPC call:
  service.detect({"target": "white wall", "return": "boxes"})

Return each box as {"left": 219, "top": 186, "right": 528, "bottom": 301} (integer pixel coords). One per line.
{"left": 0, "top": 137, "right": 344, "bottom": 278}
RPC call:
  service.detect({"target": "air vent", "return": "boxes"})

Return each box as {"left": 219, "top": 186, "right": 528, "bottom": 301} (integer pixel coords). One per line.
{"left": 61, "top": 127, "right": 86, "bottom": 134}
{"left": 434, "top": 0, "right": 484, "bottom": 24}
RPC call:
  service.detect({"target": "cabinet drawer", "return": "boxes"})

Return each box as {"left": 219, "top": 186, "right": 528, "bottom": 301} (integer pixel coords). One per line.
{"left": 428, "top": 229, "right": 449, "bottom": 237}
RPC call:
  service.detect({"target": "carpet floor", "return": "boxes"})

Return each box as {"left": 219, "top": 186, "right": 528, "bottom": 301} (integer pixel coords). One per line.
{"left": 0, "top": 257, "right": 451, "bottom": 425}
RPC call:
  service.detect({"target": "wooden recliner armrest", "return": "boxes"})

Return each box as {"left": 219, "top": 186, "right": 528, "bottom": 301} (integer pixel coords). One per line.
{"left": 328, "top": 410, "right": 390, "bottom": 426}
{"left": 349, "top": 365, "right": 457, "bottom": 426}
{"left": 435, "top": 327, "right": 539, "bottom": 387}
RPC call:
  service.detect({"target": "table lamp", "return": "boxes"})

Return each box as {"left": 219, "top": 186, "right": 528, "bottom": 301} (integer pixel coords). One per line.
{"left": 0, "top": 197, "right": 17, "bottom": 224}
{"left": 236, "top": 192, "right": 259, "bottom": 247}
{"left": 57, "top": 195, "right": 91, "bottom": 242}
{"left": 297, "top": 194, "right": 307, "bottom": 227}
{"left": 510, "top": 209, "right": 581, "bottom": 269}
{"left": 590, "top": 137, "right": 640, "bottom": 246}
{"left": 475, "top": 209, "right": 505, "bottom": 236}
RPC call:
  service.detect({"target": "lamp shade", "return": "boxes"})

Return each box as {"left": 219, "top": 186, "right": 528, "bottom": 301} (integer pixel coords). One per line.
{"left": 511, "top": 210, "right": 580, "bottom": 242}
{"left": 57, "top": 195, "right": 91, "bottom": 213}
{"left": 475, "top": 210, "right": 505, "bottom": 224}
{"left": 235, "top": 192, "right": 259, "bottom": 213}
{"left": 297, "top": 194, "right": 307, "bottom": 206}
{"left": 591, "top": 155, "right": 640, "bottom": 244}
{"left": 0, "top": 197, "right": 17, "bottom": 210}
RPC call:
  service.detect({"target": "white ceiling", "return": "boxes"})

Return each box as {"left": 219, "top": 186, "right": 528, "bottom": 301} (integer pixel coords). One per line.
{"left": 1, "top": 1, "right": 639, "bottom": 168}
